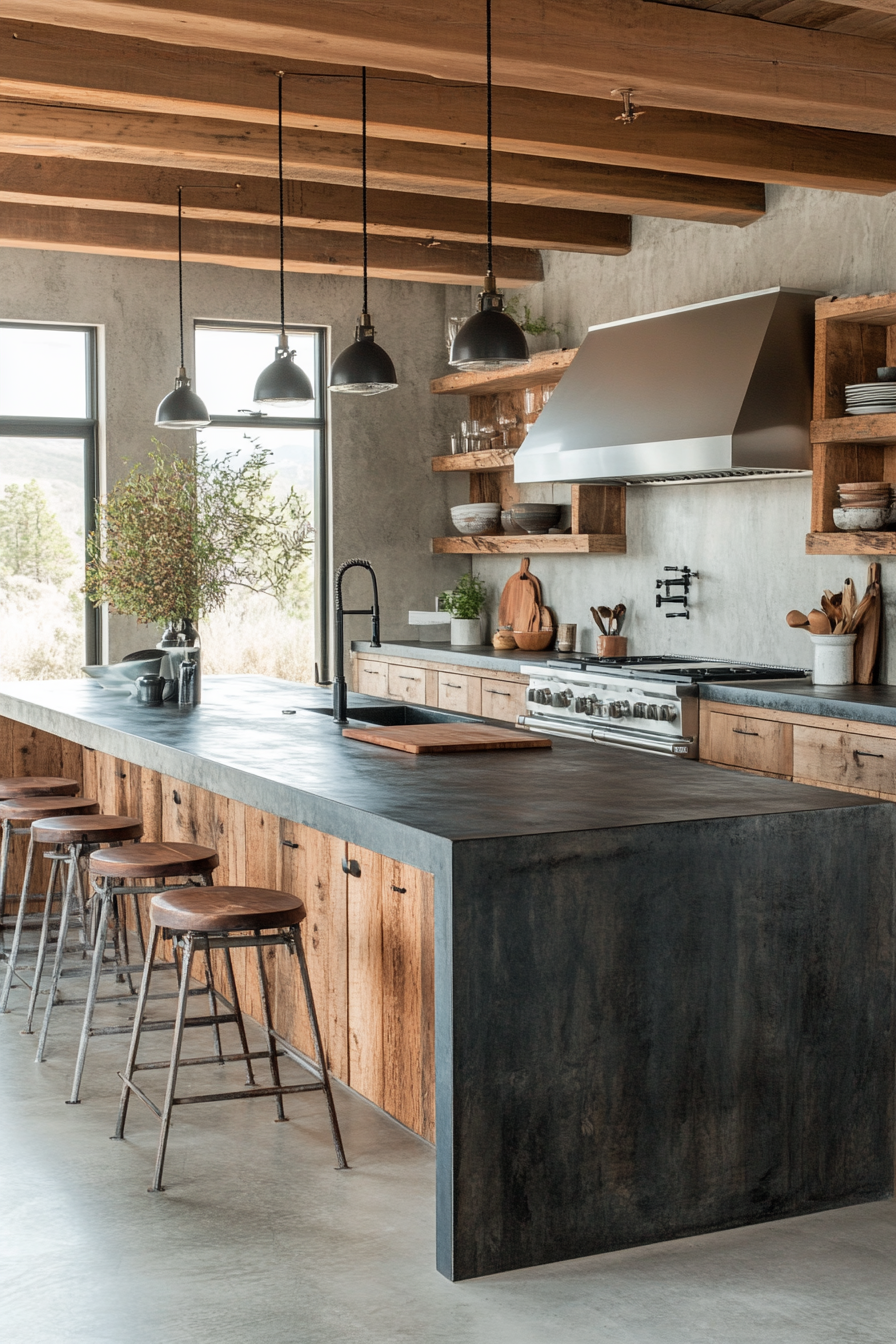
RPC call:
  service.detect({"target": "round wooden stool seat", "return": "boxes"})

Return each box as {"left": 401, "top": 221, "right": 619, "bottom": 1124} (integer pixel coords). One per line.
{"left": 0, "top": 797, "right": 99, "bottom": 824}
{"left": 90, "top": 842, "right": 219, "bottom": 880}
{"left": 31, "top": 814, "right": 143, "bottom": 845}
{"left": 0, "top": 776, "right": 80, "bottom": 801}
{"left": 151, "top": 885, "right": 305, "bottom": 932}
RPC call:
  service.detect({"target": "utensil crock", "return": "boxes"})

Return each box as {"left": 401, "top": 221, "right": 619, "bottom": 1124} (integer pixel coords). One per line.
{"left": 809, "top": 632, "right": 856, "bottom": 686}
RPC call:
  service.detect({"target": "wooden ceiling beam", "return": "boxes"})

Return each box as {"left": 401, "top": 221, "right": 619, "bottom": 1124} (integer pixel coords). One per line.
{"left": 0, "top": 101, "right": 764, "bottom": 226}
{"left": 8, "top": 0, "right": 896, "bottom": 136}
{"left": 0, "top": 154, "right": 631, "bottom": 254}
{"left": 0, "top": 200, "right": 543, "bottom": 286}
{"left": 1, "top": 21, "right": 894, "bottom": 195}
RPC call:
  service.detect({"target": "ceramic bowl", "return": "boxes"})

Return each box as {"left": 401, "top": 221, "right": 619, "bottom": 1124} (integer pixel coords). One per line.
{"left": 832, "top": 506, "right": 890, "bottom": 532}
{"left": 82, "top": 656, "right": 165, "bottom": 692}
{"left": 501, "top": 509, "right": 526, "bottom": 535}
{"left": 878, "top": 367, "right": 896, "bottom": 382}
{"left": 450, "top": 503, "right": 501, "bottom": 535}
{"left": 513, "top": 629, "right": 554, "bottom": 651}
{"left": 509, "top": 504, "right": 561, "bottom": 534}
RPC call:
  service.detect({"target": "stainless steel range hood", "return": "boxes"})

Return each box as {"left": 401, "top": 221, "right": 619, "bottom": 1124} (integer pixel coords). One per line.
{"left": 514, "top": 287, "right": 819, "bottom": 485}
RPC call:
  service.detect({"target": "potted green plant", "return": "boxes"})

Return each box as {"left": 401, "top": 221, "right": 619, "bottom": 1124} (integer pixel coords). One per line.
{"left": 504, "top": 299, "right": 564, "bottom": 355}
{"left": 440, "top": 572, "right": 488, "bottom": 646}
{"left": 84, "top": 442, "right": 312, "bottom": 665}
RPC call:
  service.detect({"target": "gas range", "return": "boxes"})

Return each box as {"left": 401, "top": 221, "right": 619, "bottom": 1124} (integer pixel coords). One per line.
{"left": 518, "top": 656, "right": 810, "bottom": 758}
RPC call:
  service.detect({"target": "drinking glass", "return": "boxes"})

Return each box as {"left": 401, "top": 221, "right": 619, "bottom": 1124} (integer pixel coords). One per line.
{"left": 523, "top": 388, "right": 538, "bottom": 421}
{"left": 446, "top": 315, "right": 466, "bottom": 349}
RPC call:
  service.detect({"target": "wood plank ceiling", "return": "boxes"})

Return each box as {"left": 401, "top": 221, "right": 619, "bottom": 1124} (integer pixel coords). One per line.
{"left": 0, "top": 1, "right": 892, "bottom": 283}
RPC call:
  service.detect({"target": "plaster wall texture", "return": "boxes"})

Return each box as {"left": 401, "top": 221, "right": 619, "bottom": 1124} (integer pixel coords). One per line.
{"left": 0, "top": 246, "right": 467, "bottom": 665}
{"left": 464, "top": 185, "right": 896, "bottom": 677}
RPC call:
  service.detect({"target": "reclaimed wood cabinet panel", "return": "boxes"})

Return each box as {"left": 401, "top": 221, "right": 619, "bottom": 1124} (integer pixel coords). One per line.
{"left": 0, "top": 719, "right": 83, "bottom": 896}
{"left": 480, "top": 677, "right": 527, "bottom": 723}
{"left": 355, "top": 656, "right": 389, "bottom": 698}
{"left": 387, "top": 662, "right": 427, "bottom": 705}
{"left": 438, "top": 671, "right": 481, "bottom": 715}
{"left": 703, "top": 710, "right": 793, "bottom": 777}
{"left": 793, "top": 725, "right": 896, "bottom": 797}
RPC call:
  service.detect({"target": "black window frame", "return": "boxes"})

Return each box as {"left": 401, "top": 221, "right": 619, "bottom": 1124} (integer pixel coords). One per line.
{"left": 0, "top": 321, "right": 100, "bottom": 664}
{"left": 193, "top": 318, "right": 330, "bottom": 682}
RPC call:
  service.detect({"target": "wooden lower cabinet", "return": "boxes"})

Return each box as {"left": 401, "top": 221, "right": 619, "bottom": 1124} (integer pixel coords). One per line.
{"left": 355, "top": 656, "right": 389, "bottom": 698}
{"left": 388, "top": 662, "right": 428, "bottom": 704}
{"left": 702, "top": 707, "right": 793, "bottom": 777}
{"left": 793, "top": 725, "right": 896, "bottom": 797}
{"left": 438, "top": 670, "right": 481, "bottom": 715}
{"left": 353, "top": 651, "right": 528, "bottom": 724}
{"left": 480, "top": 677, "right": 527, "bottom": 723}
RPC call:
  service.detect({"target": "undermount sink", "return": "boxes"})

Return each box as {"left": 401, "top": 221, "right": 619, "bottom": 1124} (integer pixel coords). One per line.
{"left": 304, "top": 703, "right": 476, "bottom": 727}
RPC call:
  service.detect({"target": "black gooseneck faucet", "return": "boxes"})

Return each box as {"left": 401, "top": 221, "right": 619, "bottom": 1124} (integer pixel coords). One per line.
{"left": 333, "top": 558, "right": 380, "bottom": 725}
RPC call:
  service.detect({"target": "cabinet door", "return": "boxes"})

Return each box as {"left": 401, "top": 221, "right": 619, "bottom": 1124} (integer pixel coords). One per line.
{"left": 438, "top": 671, "right": 481, "bottom": 715}
{"left": 703, "top": 710, "right": 792, "bottom": 777}
{"left": 355, "top": 657, "right": 389, "bottom": 698}
{"left": 480, "top": 678, "right": 527, "bottom": 723}
{"left": 793, "top": 725, "right": 896, "bottom": 797}
{"left": 346, "top": 844, "right": 435, "bottom": 1141}
{"left": 388, "top": 662, "right": 427, "bottom": 705}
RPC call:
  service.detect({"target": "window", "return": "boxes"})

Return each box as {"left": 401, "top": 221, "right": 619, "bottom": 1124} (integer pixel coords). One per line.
{"left": 193, "top": 322, "right": 327, "bottom": 686}
{"left": 0, "top": 324, "right": 98, "bottom": 680}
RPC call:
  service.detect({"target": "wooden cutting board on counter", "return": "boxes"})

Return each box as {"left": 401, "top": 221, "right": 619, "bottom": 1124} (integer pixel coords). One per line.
{"left": 342, "top": 723, "right": 553, "bottom": 754}
{"left": 497, "top": 558, "right": 542, "bottom": 632}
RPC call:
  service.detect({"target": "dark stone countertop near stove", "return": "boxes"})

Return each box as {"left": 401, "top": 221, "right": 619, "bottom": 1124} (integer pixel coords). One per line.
{"left": 701, "top": 680, "right": 896, "bottom": 728}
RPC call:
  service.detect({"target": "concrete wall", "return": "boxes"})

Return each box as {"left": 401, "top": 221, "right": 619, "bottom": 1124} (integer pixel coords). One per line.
{"left": 0, "top": 247, "right": 467, "bottom": 666}
{"left": 474, "top": 185, "right": 896, "bottom": 679}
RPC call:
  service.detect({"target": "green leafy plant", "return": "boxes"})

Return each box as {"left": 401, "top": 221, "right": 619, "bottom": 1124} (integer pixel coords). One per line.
{"left": 84, "top": 441, "right": 313, "bottom": 627}
{"left": 440, "top": 572, "right": 488, "bottom": 619}
{"left": 504, "top": 298, "right": 563, "bottom": 338}
{"left": 0, "top": 481, "right": 76, "bottom": 586}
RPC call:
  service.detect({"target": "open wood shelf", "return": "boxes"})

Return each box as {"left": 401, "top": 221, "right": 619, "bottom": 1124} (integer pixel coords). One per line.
{"left": 808, "top": 291, "right": 896, "bottom": 556}
{"left": 432, "top": 447, "right": 516, "bottom": 472}
{"left": 430, "top": 347, "right": 577, "bottom": 396}
{"left": 432, "top": 533, "right": 627, "bottom": 554}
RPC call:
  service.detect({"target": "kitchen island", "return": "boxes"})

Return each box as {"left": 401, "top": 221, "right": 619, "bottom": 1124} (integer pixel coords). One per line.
{"left": 0, "top": 675, "right": 893, "bottom": 1281}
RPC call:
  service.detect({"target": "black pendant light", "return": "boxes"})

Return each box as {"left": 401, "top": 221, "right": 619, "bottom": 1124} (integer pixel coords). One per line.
{"left": 155, "top": 186, "right": 211, "bottom": 429}
{"left": 329, "top": 67, "right": 398, "bottom": 396}
{"left": 449, "top": 0, "right": 529, "bottom": 372}
{"left": 254, "top": 72, "right": 315, "bottom": 405}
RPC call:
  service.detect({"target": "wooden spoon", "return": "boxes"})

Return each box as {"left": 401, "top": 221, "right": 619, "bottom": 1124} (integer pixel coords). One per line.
{"left": 590, "top": 606, "right": 608, "bottom": 636}
{"left": 786, "top": 610, "right": 810, "bottom": 629}
{"left": 842, "top": 578, "right": 857, "bottom": 627}
{"left": 613, "top": 603, "right": 626, "bottom": 635}
{"left": 821, "top": 593, "right": 838, "bottom": 623}
{"left": 807, "top": 609, "right": 834, "bottom": 634}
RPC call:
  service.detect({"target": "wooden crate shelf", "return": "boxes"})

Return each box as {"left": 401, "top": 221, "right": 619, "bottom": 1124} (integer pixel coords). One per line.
{"left": 432, "top": 533, "right": 627, "bottom": 554}
{"left": 808, "top": 291, "right": 896, "bottom": 555}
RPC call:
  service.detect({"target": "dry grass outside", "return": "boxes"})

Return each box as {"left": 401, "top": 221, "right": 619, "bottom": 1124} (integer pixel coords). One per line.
{"left": 200, "top": 587, "right": 316, "bottom": 686}
{"left": 0, "top": 575, "right": 84, "bottom": 681}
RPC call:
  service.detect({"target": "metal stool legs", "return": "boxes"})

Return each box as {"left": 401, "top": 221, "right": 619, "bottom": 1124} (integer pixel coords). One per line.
{"left": 0, "top": 831, "right": 38, "bottom": 1011}
{"left": 34, "top": 845, "right": 82, "bottom": 1063}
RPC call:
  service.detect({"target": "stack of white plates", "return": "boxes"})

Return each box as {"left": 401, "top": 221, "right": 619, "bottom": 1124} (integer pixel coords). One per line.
{"left": 844, "top": 383, "right": 896, "bottom": 415}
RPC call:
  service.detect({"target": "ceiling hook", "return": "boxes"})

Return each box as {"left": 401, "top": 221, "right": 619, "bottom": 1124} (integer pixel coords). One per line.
{"left": 611, "top": 88, "right": 644, "bottom": 125}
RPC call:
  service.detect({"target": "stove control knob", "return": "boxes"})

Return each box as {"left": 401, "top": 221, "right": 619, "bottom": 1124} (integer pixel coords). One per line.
{"left": 618, "top": 700, "right": 632, "bottom": 716}
{"left": 584, "top": 697, "right": 597, "bottom": 716}
{"left": 574, "top": 696, "right": 589, "bottom": 713}
{"left": 660, "top": 704, "right": 678, "bottom": 723}
{"left": 539, "top": 688, "right": 552, "bottom": 705}
{"left": 527, "top": 687, "right": 538, "bottom": 702}
{"left": 646, "top": 704, "right": 659, "bottom": 720}
{"left": 608, "top": 701, "right": 622, "bottom": 718}
{"left": 633, "top": 702, "right": 646, "bottom": 718}
{"left": 551, "top": 690, "right": 572, "bottom": 709}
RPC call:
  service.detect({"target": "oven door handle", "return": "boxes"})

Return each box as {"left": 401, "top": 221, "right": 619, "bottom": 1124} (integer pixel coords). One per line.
{"left": 518, "top": 716, "right": 696, "bottom": 757}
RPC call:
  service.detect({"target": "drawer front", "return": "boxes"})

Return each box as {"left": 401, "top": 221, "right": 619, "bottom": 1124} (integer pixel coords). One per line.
{"left": 355, "top": 658, "right": 389, "bottom": 698}
{"left": 704, "top": 711, "right": 792, "bottom": 776}
{"left": 793, "top": 725, "right": 896, "bottom": 796}
{"left": 438, "top": 672, "right": 481, "bottom": 715}
{"left": 480, "top": 678, "right": 527, "bottom": 723}
{"left": 388, "top": 663, "right": 427, "bottom": 705}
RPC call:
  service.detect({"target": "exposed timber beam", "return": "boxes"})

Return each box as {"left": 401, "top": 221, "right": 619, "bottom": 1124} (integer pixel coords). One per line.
{"left": 8, "top": 0, "right": 896, "bottom": 136}
{"left": 0, "top": 101, "right": 764, "bottom": 226}
{"left": 0, "top": 154, "right": 631, "bottom": 254}
{"left": 0, "top": 200, "right": 543, "bottom": 285}
{"left": 0, "top": 22, "right": 894, "bottom": 195}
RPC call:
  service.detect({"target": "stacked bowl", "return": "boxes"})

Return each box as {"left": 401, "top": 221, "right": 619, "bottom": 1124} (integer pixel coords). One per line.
{"left": 833, "top": 481, "right": 894, "bottom": 532}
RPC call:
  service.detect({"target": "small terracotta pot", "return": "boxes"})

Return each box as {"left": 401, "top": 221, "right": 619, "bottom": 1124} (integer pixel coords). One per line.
{"left": 596, "top": 635, "right": 627, "bottom": 658}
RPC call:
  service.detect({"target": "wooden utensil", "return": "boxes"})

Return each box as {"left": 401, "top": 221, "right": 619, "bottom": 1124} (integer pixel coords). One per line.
{"left": 612, "top": 604, "right": 626, "bottom": 634}
{"left": 807, "top": 609, "right": 833, "bottom": 634}
{"left": 845, "top": 581, "right": 880, "bottom": 635}
{"left": 590, "top": 606, "right": 608, "bottom": 636}
{"left": 786, "top": 610, "right": 810, "bottom": 629}
{"left": 854, "top": 563, "right": 883, "bottom": 685}
{"left": 821, "top": 593, "right": 838, "bottom": 623}
{"left": 498, "top": 558, "right": 542, "bottom": 632}
{"left": 342, "top": 723, "right": 553, "bottom": 754}
{"left": 841, "top": 578, "right": 857, "bottom": 628}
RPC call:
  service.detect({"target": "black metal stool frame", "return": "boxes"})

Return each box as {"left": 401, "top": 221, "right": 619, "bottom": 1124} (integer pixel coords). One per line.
{"left": 113, "top": 920, "right": 348, "bottom": 1191}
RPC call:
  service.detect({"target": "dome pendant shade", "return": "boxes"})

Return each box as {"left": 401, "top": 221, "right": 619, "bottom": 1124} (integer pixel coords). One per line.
{"left": 155, "top": 366, "right": 211, "bottom": 429}
{"left": 253, "top": 332, "right": 315, "bottom": 404}
{"left": 329, "top": 315, "right": 398, "bottom": 396}
{"left": 449, "top": 279, "right": 530, "bottom": 372}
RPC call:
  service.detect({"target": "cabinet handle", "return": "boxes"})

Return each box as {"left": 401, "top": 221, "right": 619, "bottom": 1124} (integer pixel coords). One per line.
{"left": 445, "top": 682, "right": 462, "bottom": 689}
{"left": 732, "top": 729, "right": 759, "bottom": 736}
{"left": 485, "top": 689, "right": 511, "bottom": 697}
{"left": 172, "top": 790, "right": 181, "bottom": 805}
{"left": 391, "top": 885, "right": 407, "bottom": 893}
{"left": 281, "top": 839, "right": 299, "bottom": 849}
{"left": 342, "top": 857, "right": 361, "bottom": 877}
{"left": 398, "top": 674, "right": 419, "bottom": 681}
{"left": 854, "top": 751, "right": 885, "bottom": 760}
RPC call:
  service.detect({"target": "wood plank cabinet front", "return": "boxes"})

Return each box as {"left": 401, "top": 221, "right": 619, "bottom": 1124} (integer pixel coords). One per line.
{"left": 703, "top": 708, "right": 793, "bottom": 777}
{"left": 793, "top": 725, "right": 896, "bottom": 796}
{"left": 480, "top": 678, "right": 527, "bottom": 723}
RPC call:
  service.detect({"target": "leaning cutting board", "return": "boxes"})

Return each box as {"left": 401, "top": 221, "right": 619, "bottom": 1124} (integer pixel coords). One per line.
{"left": 342, "top": 723, "right": 553, "bottom": 754}
{"left": 497, "top": 558, "right": 542, "bottom": 632}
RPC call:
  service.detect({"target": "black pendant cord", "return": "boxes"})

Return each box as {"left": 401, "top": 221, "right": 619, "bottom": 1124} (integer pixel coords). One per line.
{"left": 278, "top": 70, "right": 286, "bottom": 337}
{"left": 177, "top": 185, "right": 185, "bottom": 370}
{"left": 362, "top": 66, "right": 368, "bottom": 316}
{"left": 486, "top": 0, "right": 493, "bottom": 277}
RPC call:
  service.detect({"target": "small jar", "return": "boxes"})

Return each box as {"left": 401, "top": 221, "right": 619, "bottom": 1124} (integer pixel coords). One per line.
{"left": 809, "top": 632, "right": 856, "bottom": 686}
{"left": 135, "top": 674, "right": 165, "bottom": 706}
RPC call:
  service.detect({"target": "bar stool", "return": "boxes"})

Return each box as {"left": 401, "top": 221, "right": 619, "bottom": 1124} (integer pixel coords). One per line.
{"left": 113, "top": 885, "right": 348, "bottom": 1191}
{"left": 0, "top": 797, "right": 100, "bottom": 1012}
{"left": 0, "top": 777, "right": 81, "bottom": 918}
{"left": 33, "top": 815, "right": 143, "bottom": 1062}
{"left": 65, "top": 841, "right": 229, "bottom": 1106}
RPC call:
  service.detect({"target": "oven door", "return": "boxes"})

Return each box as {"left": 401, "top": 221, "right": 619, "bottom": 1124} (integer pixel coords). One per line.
{"left": 518, "top": 715, "right": 697, "bottom": 758}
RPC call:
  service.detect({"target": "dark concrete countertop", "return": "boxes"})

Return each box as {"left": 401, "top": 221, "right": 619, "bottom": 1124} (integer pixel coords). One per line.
{"left": 352, "top": 639, "right": 556, "bottom": 674}
{"left": 0, "top": 676, "right": 876, "bottom": 869}
{"left": 702, "top": 680, "right": 896, "bottom": 728}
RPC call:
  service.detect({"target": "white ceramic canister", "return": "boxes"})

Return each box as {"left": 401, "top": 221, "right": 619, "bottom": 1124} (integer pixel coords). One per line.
{"left": 450, "top": 616, "right": 483, "bottom": 646}
{"left": 809, "top": 632, "right": 856, "bottom": 686}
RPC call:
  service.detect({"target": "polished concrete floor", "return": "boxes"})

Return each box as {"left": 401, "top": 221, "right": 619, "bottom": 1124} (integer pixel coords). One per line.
{"left": 2, "top": 973, "right": 896, "bottom": 1344}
